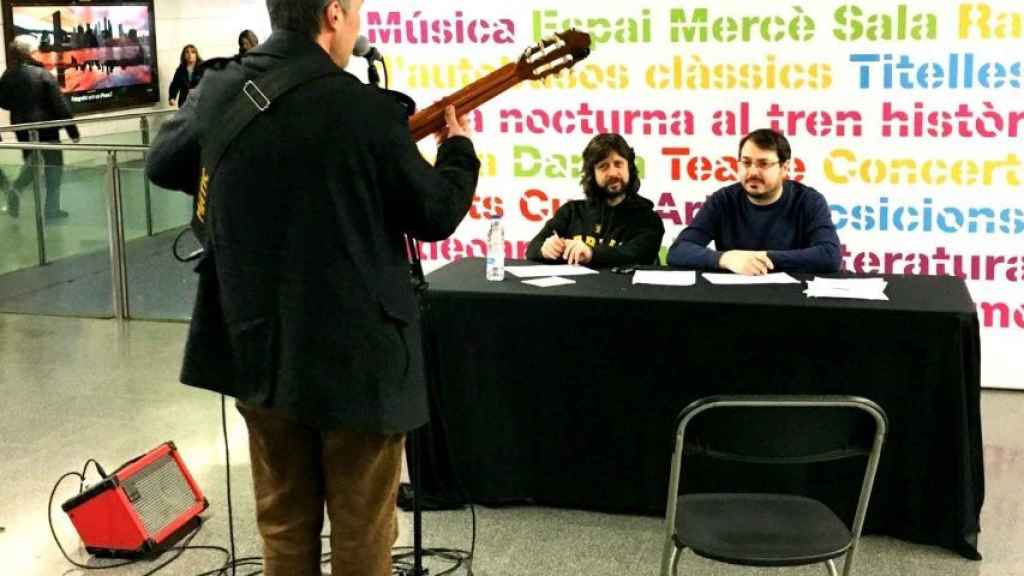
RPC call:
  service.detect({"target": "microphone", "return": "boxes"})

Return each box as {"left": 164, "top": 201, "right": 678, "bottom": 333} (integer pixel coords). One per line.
{"left": 353, "top": 35, "right": 382, "bottom": 63}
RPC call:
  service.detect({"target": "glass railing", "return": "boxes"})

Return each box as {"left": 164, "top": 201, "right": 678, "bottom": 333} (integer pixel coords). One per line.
{"left": 0, "top": 109, "right": 190, "bottom": 320}
{"left": 0, "top": 150, "right": 114, "bottom": 317}
{"left": 119, "top": 167, "right": 196, "bottom": 321}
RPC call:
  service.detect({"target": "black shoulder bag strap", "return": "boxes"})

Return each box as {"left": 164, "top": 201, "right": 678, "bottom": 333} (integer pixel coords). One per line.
{"left": 190, "top": 60, "right": 343, "bottom": 252}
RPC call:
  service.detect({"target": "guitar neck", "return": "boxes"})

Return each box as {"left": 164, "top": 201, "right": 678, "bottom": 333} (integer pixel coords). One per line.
{"left": 408, "top": 62, "right": 522, "bottom": 142}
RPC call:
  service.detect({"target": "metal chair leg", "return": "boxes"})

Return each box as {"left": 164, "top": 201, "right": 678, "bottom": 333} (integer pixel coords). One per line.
{"left": 670, "top": 546, "right": 682, "bottom": 576}
{"left": 825, "top": 558, "right": 839, "bottom": 576}
{"left": 659, "top": 540, "right": 674, "bottom": 576}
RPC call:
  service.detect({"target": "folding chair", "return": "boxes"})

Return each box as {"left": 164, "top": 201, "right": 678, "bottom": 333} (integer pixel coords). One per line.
{"left": 660, "top": 395, "right": 887, "bottom": 576}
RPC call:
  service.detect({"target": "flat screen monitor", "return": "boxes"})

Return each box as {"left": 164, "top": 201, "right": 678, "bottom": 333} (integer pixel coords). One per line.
{"left": 2, "top": 0, "right": 159, "bottom": 114}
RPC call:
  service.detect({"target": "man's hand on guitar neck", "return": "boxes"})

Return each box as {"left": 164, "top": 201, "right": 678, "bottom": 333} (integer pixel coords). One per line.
{"left": 433, "top": 105, "right": 473, "bottom": 145}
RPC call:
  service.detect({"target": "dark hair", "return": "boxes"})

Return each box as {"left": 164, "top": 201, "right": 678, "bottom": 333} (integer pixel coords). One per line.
{"left": 738, "top": 129, "right": 791, "bottom": 163}
{"left": 579, "top": 133, "right": 640, "bottom": 201}
{"left": 266, "top": 0, "right": 349, "bottom": 39}
{"left": 238, "top": 30, "right": 259, "bottom": 53}
{"left": 179, "top": 44, "right": 202, "bottom": 68}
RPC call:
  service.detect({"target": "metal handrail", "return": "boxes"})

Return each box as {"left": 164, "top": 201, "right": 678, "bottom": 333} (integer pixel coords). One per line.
{"left": 0, "top": 108, "right": 175, "bottom": 133}
{"left": 0, "top": 142, "right": 148, "bottom": 152}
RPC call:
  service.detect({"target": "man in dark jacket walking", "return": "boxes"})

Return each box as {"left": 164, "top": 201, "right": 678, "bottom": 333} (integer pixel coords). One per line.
{"left": 0, "top": 38, "right": 80, "bottom": 219}
{"left": 526, "top": 133, "right": 665, "bottom": 267}
{"left": 145, "top": 1, "right": 479, "bottom": 574}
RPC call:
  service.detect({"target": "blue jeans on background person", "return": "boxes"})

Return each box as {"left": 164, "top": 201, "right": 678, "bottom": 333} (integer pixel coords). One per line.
{"left": 5, "top": 148, "right": 66, "bottom": 219}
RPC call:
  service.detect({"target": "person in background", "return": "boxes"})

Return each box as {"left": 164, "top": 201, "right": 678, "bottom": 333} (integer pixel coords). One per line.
{"left": 238, "top": 30, "right": 260, "bottom": 55}
{"left": 667, "top": 128, "right": 841, "bottom": 275}
{"left": 0, "top": 37, "right": 80, "bottom": 219}
{"left": 526, "top": 133, "right": 664, "bottom": 267}
{"left": 168, "top": 44, "right": 202, "bottom": 107}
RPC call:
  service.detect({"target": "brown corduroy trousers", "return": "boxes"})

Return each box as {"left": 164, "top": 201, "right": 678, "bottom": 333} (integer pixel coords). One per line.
{"left": 237, "top": 403, "right": 404, "bottom": 576}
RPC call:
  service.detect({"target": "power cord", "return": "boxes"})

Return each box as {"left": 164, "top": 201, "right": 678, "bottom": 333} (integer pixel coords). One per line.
{"left": 172, "top": 226, "right": 204, "bottom": 263}
{"left": 220, "top": 394, "right": 237, "bottom": 576}
{"left": 398, "top": 282, "right": 479, "bottom": 576}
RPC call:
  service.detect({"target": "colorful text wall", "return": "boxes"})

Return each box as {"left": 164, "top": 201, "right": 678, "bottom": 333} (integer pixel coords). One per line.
{"left": 364, "top": 1, "right": 1024, "bottom": 390}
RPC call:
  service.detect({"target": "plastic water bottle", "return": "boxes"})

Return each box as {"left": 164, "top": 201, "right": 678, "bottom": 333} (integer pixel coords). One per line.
{"left": 486, "top": 217, "right": 505, "bottom": 281}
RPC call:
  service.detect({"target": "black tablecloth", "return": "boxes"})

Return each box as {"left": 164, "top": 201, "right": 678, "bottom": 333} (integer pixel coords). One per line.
{"left": 411, "top": 258, "right": 984, "bottom": 559}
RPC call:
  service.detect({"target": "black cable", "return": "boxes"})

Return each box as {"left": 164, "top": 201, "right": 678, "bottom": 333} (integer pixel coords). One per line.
{"left": 221, "top": 394, "right": 238, "bottom": 576}
{"left": 79, "top": 459, "right": 106, "bottom": 494}
{"left": 136, "top": 521, "right": 205, "bottom": 576}
{"left": 48, "top": 471, "right": 136, "bottom": 570}
{"left": 391, "top": 546, "right": 472, "bottom": 576}
{"left": 172, "top": 226, "right": 204, "bottom": 263}
{"left": 428, "top": 392, "right": 478, "bottom": 574}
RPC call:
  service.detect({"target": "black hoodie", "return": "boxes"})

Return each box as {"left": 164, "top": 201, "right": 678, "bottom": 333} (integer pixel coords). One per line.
{"left": 526, "top": 193, "right": 665, "bottom": 267}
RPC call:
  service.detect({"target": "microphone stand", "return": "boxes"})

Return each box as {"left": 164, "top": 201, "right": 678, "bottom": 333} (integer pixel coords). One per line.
{"left": 366, "top": 55, "right": 427, "bottom": 576}
{"left": 366, "top": 58, "right": 382, "bottom": 87}
{"left": 404, "top": 235, "right": 428, "bottom": 576}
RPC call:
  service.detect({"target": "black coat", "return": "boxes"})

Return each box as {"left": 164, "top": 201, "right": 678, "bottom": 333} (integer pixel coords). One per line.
{"left": 0, "top": 60, "right": 79, "bottom": 142}
{"left": 168, "top": 64, "right": 201, "bottom": 105}
{"left": 146, "top": 31, "right": 480, "bottom": 433}
{"left": 525, "top": 194, "right": 665, "bottom": 267}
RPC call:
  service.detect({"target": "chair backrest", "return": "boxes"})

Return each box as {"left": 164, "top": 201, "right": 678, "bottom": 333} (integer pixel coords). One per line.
{"left": 663, "top": 395, "right": 887, "bottom": 572}
{"left": 679, "top": 397, "right": 882, "bottom": 466}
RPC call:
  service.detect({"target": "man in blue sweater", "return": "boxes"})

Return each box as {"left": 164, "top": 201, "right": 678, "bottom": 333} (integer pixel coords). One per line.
{"left": 667, "top": 129, "right": 841, "bottom": 275}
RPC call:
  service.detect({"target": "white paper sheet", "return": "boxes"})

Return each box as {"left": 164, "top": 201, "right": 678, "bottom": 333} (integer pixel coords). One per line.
{"left": 632, "top": 270, "right": 696, "bottom": 286}
{"left": 804, "top": 277, "right": 889, "bottom": 301}
{"left": 521, "top": 276, "right": 576, "bottom": 288}
{"left": 506, "top": 265, "right": 600, "bottom": 278}
{"left": 702, "top": 272, "right": 800, "bottom": 285}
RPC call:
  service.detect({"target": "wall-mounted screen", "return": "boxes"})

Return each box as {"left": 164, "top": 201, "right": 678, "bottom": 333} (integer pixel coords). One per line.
{"left": 2, "top": 1, "right": 159, "bottom": 114}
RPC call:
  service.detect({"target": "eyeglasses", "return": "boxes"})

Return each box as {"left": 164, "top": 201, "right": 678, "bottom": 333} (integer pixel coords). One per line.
{"left": 739, "top": 159, "right": 782, "bottom": 170}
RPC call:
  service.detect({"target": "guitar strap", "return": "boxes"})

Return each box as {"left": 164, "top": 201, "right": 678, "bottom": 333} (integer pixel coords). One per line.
{"left": 191, "top": 59, "right": 343, "bottom": 250}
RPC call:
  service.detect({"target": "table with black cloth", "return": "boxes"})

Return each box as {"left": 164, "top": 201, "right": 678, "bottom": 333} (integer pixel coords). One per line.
{"left": 411, "top": 257, "right": 984, "bottom": 559}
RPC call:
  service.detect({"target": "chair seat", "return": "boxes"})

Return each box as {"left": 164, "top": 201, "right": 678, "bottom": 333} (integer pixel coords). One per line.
{"left": 674, "top": 493, "right": 852, "bottom": 567}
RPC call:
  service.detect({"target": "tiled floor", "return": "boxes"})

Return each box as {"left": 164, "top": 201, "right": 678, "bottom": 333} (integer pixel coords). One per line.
{"left": 0, "top": 314, "right": 1020, "bottom": 575}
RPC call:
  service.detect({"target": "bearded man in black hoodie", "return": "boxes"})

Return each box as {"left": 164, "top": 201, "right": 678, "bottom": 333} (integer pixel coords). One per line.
{"left": 526, "top": 133, "right": 664, "bottom": 267}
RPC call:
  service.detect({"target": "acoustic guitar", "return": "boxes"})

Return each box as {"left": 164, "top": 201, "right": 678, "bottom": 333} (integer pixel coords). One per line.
{"left": 407, "top": 29, "right": 592, "bottom": 142}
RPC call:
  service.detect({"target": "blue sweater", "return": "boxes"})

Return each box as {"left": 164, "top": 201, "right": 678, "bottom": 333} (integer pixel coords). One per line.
{"left": 667, "top": 181, "right": 841, "bottom": 272}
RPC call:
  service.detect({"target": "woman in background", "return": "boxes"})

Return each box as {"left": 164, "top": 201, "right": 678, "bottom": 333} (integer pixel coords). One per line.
{"left": 168, "top": 44, "right": 202, "bottom": 107}
{"left": 238, "top": 30, "right": 259, "bottom": 55}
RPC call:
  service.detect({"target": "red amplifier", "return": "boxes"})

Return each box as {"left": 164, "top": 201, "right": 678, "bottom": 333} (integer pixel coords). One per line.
{"left": 61, "top": 442, "right": 208, "bottom": 557}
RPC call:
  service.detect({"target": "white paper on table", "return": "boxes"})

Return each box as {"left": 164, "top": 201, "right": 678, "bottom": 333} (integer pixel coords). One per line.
{"left": 521, "top": 276, "right": 576, "bottom": 288}
{"left": 506, "top": 265, "right": 599, "bottom": 278}
{"left": 702, "top": 272, "right": 800, "bottom": 285}
{"left": 807, "top": 277, "right": 887, "bottom": 290}
{"left": 804, "top": 277, "right": 889, "bottom": 301}
{"left": 632, "top": 270, "right": 696, "bottom": 286}
{"left": 804, "top": 289, "right": 890, "bottom": 301}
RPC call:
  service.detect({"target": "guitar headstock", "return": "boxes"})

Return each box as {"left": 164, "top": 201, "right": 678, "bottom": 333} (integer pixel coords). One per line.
{"left": 515, "top": 29, "right": 592, "bottom": 82}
